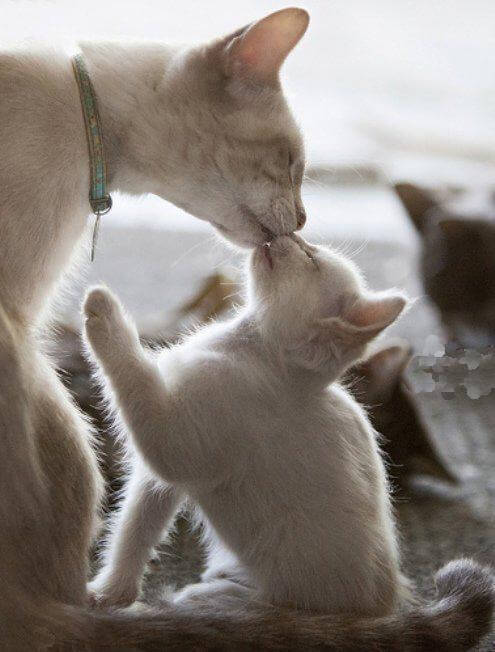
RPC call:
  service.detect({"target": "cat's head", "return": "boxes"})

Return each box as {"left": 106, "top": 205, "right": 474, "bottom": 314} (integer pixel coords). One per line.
{"left": 395, "top": 183, "right": 495, "bottom": 345}
{"left": 151, "top": 8, "right": 309, "bottom": 247}
{"left": 248, "top": 235, "right": 407, "bottom": 381}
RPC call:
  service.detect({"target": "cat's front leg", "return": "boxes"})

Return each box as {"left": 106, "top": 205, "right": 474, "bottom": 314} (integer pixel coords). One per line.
{"left": 90, "top": 465, "right": 183, "bottom": 608}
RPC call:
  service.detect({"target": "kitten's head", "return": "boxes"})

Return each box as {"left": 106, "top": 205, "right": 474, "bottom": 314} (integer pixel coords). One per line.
{"left": 151, "top": 8, "right": 309, "bottom": 247}
{"left": 248, "top": 235, "right": 407, "bottom": 380}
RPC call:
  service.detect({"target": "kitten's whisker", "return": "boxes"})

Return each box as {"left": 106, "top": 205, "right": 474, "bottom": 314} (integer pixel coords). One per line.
{"left": 169, "top": 236, "right": 215, "bottom": 269}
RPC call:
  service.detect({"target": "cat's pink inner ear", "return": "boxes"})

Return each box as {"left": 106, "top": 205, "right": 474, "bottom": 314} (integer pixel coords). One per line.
{"left": 346, "top": 294, "right": 407, "bottom": 331}
{"left": 229, "top": 7, "right": 309, "bottom": 83}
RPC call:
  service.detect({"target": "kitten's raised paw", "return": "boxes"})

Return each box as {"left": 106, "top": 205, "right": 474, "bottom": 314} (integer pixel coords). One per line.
{"left": 84, "top": 286, "right": 120, "bottom": 322}
{"left": 83, "top": 286, "right": 127, "bottom": 355}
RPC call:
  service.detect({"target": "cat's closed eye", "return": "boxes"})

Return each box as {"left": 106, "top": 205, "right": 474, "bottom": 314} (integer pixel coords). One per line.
{"left": 289, "top": 157, "right": 304, "bottom": 185}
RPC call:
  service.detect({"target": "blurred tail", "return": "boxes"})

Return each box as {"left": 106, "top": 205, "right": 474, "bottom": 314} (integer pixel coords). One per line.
{"left": 42, "top": 559, "right": 494, "bottom": 651}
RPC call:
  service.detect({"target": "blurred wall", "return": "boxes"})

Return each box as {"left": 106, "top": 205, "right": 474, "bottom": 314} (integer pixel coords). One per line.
{"left": 4, "top": 0, "right": 494, "bottom": 182}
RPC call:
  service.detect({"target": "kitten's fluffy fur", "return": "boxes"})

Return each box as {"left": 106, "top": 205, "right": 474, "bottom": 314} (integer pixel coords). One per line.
{"left": 0, "top": 8, "right": 310, "bottom": 648}
{"left": 83, "top": 236, "right": 494, "bottom": 650}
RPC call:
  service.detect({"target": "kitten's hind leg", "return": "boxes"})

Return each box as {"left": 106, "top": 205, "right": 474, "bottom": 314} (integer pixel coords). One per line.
{"left": 90, "top": 465, "right": 183, "bottom": 608}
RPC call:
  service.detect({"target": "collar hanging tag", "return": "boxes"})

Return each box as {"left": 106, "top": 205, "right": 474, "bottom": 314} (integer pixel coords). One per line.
{"left": 90, "top": 212, "right": 101, "bottom": 263}
{"left": 72, "top": 54, "right": 112, "bottom": 262}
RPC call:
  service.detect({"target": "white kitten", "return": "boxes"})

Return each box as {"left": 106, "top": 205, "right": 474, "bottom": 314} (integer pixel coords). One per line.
{"left": 83, "top": 235, "right": 494, "bottom": 650}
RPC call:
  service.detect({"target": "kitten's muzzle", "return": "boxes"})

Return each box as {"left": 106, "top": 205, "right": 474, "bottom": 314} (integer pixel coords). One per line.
{"left": 264, "top": 234, "right": 317, "bottom": 267}
{"left": 289, "top": 233, "right": 318, "bottom": 265}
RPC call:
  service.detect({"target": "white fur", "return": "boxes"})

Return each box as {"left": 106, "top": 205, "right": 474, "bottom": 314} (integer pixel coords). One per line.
{"left": 84, "top": 235, "right": 409, "bottom": 616}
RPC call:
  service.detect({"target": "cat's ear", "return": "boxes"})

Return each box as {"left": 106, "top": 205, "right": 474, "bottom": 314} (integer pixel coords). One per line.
{"left": 223, "top": 8, "right": 309, "bottom": 85}
{"left": 394, "top": 183, "right": 439, "bottom": 234}
{"left": 437, "top": 218, "right": 466, "bottom": 238}
{"left": 354, "top": 340, "right": 412, "bottom": 403}
{"left": 290, "top": 293, "right": 407, "bottom": 373}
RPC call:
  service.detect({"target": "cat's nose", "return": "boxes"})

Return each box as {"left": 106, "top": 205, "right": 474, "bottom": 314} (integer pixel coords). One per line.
{"left": 270, "top": 197, "right": 300, "bottom": 234}
{"left": 295, "top": 209, "right": 306, "bottom": 230}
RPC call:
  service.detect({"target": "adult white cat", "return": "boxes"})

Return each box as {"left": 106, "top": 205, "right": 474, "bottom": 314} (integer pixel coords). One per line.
{"left": 83, "top": 235, "right": 494, "bottom": 651}
{"left": 0, "top": 8, "right": 309, "bottom": 649}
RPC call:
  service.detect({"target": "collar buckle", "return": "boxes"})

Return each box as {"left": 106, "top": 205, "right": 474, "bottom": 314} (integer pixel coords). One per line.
{"left": 90, "top": 195, "right": 113, "bottom": 216}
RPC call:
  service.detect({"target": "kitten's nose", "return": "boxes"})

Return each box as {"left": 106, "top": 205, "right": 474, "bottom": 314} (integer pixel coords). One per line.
{"left": 296, "top": 209, "right": 306, "bottom": 230}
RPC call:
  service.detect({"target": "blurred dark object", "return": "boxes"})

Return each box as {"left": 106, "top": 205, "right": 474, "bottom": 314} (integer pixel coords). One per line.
{"left": 395, "top": 183, "right": 495, "bottom": 348}
{"left": 349, "top": 340, "right": 456, "bottom": 489}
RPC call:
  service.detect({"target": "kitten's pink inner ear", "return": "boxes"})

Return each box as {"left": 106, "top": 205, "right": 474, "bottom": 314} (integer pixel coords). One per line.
{"left": 346, "top": 295, "right": 407, "bottom": 330}
{"left": 229, "top": 7, "right": 310, "bottom": 83}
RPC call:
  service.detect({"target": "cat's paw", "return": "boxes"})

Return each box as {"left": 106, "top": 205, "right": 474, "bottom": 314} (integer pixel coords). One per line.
{"left": 87, "top": 575, "right": 139, "bottom": 609}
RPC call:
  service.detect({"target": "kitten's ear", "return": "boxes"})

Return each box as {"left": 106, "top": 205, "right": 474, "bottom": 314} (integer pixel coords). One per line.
{"left": 224, "top": 8, "right": 309, "bottom": 85}
{"left": 343, "top": 293, "right": 407, "bottom": 333}
{"left": 355, "top": 341, "right": 412, "bottom": 403}
{"left": 290, "top": 293, "right": 407, "bottom": 373}
{"left": 394, "top": 183, "right": 439, "bottom": 234}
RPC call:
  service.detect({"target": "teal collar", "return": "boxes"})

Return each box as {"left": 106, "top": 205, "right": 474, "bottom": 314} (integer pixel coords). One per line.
{"left": 72, "top": 53, "right": 112, "bottom": 260}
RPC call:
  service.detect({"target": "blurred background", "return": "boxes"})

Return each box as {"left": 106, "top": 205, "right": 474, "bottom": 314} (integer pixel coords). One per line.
{"left": 5, "top": 3, "right": 494, "bottom": 645}
{"left": 4, "top": 0, "right": 495, "bottom": 184}
{"left": 5, "top": 0, "right": 494, "bottom": 324}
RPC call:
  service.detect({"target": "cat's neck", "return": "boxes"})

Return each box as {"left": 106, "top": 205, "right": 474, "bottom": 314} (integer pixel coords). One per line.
{"left": 80, "top": 42, "right": 182, "bottom": 199}
{"left": 0, "top": 43, "right": 184, "bottom": 325}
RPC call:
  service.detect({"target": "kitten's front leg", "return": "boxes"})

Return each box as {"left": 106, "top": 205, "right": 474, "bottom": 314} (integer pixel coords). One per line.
{"left": 83, "top": 286, "right": 195, "bottom": 483}
{"left": 90, "top": 466, "right": 182, "bottom": 607}
{"left": 83, "top": 286, "right": 142, "bottom": 372}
